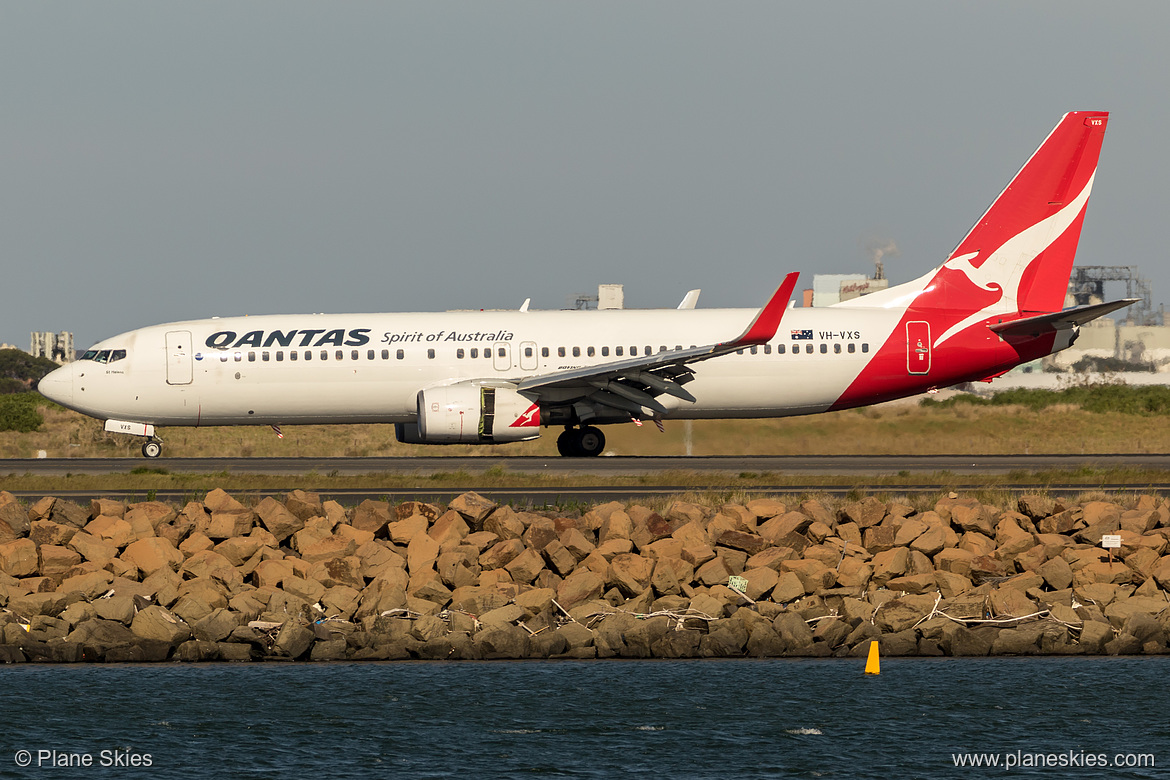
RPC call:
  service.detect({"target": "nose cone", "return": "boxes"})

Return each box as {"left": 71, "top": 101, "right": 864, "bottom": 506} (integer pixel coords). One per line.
{"left": 38, "top": 364, "right": 74, "bottom": 407}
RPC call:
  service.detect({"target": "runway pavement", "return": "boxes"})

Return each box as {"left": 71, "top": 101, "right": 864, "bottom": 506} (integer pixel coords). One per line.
{"left": 1, "top": 453, "right": 1167, "bottom": 476}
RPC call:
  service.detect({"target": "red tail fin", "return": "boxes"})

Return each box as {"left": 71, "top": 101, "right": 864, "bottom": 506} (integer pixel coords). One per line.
{"left": 921, "top": 112, "right": 1108, "bottom": 345}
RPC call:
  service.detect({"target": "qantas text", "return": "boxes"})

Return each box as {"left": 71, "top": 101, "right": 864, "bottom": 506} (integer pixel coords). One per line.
{"left": 205, "top": 329, "right": 372, "bottom": 349}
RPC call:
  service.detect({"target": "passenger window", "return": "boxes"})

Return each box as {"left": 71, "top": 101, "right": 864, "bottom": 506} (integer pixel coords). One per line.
{"left": 848, "top": 343, "right": 855, "bottom": 354}
{"left": 736, "top": 349, "right": 744, "bottom": 355}
{"left": 497, "top": 348, "right": 505, "bottom": 358}
{"left": 262, "top": 352, "right": 270, "bottom": 362}
{"left": 616, "top": 346, "right": 623, "bottom": 357}
{"left": 351, "top": 350, "right": 359, "bottom": 360}
{"left": 659, "top": 346, "right": 667, "bottom": 352}
{"left": 276, "top": 352, "right": 284, "bottom": 362}
{"left": 290, "top": 351, "right": 298, "bottom": 362}
{"left": 220, "top": 353, "right": 228, "bottom": 362}
{"left": 234, "top": 352, "right": 243, "bottom": 362}
{"left": 763, "top": 345, "right": 771, "bottom": 355}
{"left": 427, "top": 349, "right": 435, "bottom": 359}
{"left": 396, "top": 349, "right": 404, "bottom": 360}
{"left": 367, "top": 350, "right": 374, "bottom": 360}
{"left": 381, "top": 349, "right": 389, "bottom": 359}
{"left": 541, "top": 347, "right": 549, "bottom": 358}
{"left": 558, "top": 347, "right": 566, "bottom": 357}
{"left": 805, "top": 344, "right": 813, "bottom": 354}
{"left": 750, "top": 346, "right": 758, "bottom": 355}
{"left": 601, "top": 346, "right": 609, "bottom": 357}
{"left": 470, "top": 348, "right": 479, "bottom": 358}
{"left": 778, "top": 344, "right": 786, "bottom": 354}
{"left": 862, "top": 343, "right": 869, "bottom": 353}
{"left": 644, "top": 346, "right": 652, "bottom": 356}
{"left": 304, "top": 351, "right": 312, "bottom": 360}
{"left": 524, "top": 347, "right": 533, "bottom": 358}
{"left": 834, "top": 343, "right": 841, "bottom": 354}
{"left": 457, "top": 349, "right": 465, "bottom": 359}
{"left": 572, "top": 346, "right": 580, "bottom": 358}
{"left": 248, "top": 352, "right": 256, "bottom": 362}
{"left": 819, "top": 344, "right": 827, "bottom": 354}
{"left": 586, "top": 346, "right": 594, "bottom": 357}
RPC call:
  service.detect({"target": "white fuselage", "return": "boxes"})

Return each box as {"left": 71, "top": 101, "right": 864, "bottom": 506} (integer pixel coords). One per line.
{"left": 41, "top": 305, "right": 907, "bottom": 428}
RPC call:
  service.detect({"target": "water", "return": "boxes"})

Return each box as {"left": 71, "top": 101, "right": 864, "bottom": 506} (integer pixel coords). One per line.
{"left": 2, "top": 657, "right": 1168, "bottom": 779}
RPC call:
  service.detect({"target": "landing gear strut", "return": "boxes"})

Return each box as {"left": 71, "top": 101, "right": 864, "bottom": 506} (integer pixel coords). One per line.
{"left": 556, "top": 425, "right": 606, "bottom": 457}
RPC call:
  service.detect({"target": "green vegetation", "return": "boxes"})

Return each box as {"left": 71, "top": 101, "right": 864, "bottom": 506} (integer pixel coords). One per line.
{"left": 920, "top": 383, "right": 1170, "bottom": 415}
{"left": 0, "top": 393, "right": 44, "bottom": 433}
{"left": 0, "top": 349, "right": 61, "bottom": 392}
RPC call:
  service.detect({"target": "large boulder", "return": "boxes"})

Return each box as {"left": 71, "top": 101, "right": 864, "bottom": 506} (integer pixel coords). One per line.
{"left": 255, "top": 497, "right": 305, "bottom": 543}
{"left": 122, "top": 537, "right": 184, "bottom": 576}
{"left": 0, "top": 539, "right": 38, "bottom": 577}
{"left": 448, "top": 492, "right": 497, "bottom": 528}
{"left": 273, "top": 621, "right": 315, "bottom": 659}
{"left": 0, "top": 492, "right": 30, "bottom": 542}
{"left": 131, "top": 606, "right": 192, "bottom": 645}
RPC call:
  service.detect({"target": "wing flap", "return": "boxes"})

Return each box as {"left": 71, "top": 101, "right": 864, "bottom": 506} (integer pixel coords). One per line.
{"left": 517, "top": 273, "right": 799, "bottom": 397}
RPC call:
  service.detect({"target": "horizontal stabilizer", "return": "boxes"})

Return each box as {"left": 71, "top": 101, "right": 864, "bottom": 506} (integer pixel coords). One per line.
{"left": 988, "top": 299, "right": 1139, "bottom": 337}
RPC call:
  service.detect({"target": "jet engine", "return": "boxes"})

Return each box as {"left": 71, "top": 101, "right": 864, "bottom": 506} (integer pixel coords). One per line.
{"left": 395, "top": 385, "right": 540, "bottom": 445}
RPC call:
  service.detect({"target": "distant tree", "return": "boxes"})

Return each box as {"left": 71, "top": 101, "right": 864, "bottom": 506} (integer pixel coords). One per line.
{"left": 0, "top": 348, "right": 62, "bottom": 392}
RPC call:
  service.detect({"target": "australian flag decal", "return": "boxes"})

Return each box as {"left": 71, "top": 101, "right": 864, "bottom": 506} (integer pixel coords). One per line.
{"left": 790, "top": 329, "right": 813, "bottom": 340}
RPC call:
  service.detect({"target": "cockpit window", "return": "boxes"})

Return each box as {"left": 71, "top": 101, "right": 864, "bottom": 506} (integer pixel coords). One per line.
{"left": 82, "top": 349, "right": 127, "bottom": 364}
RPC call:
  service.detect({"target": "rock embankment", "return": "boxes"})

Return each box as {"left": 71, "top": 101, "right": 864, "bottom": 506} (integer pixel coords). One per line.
{"left": 1, "top": 489, "right": 1169, "bottom": 662}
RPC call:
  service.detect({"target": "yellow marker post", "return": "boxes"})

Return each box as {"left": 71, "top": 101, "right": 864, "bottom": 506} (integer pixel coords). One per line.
{"left": 864, "top": 640, "right": 880, "bottom": 675}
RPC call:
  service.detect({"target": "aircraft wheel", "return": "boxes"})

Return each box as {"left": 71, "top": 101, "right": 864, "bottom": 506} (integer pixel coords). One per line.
{"left": 577, "top": 426, "right": 605, "bottom": 457}
{"left": 556, "top": 429, "right": 580, "bottom": 457}
{"left": 142, "top": 441, "right": 162, "bottom": 458}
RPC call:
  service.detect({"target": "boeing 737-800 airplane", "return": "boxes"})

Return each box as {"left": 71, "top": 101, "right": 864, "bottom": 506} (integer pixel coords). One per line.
{"left": 39, "top": 111, "right": 1132, "bottom": 457}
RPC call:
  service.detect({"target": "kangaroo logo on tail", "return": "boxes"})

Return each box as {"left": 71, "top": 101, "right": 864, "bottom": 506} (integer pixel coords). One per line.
{"left": 933, "top": 171, "right": 1097, "bottom": 347}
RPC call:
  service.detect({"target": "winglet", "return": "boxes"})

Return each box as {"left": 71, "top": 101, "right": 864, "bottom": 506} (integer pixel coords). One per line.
{"left": 728, "top": 272, "right": 800, "bottom": 346}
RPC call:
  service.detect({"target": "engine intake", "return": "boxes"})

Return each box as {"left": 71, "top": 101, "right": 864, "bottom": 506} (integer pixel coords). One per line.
{"left": 396, "top": 385, "right": 540, "bottom": 445}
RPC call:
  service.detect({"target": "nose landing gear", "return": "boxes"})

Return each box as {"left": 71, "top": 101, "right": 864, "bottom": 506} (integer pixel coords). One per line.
{"left": 556, "top": 425, "right": 606, "bottom": 457}
{"left": 141, "top": 438, "right": 163, "bottom": 458}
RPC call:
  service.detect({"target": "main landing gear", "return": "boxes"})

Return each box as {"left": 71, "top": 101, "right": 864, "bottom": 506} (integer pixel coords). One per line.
{"left": 556, "top": 426, "right": 606, "bottom": 457}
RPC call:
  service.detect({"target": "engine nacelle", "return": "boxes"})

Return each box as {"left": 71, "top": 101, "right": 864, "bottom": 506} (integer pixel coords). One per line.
{"left": 396, "top": 385, "right": 540, "bottom": 445}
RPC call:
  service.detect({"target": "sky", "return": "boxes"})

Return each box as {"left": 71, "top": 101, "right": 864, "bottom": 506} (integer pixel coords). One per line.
{"left": 3, "top": 2, "right": 1169, "bottom": 350}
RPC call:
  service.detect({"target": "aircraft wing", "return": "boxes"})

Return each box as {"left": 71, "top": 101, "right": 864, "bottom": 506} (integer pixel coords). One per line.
{"left": 988, "top": 298, "right": 1138, "bottom": 337}
{"left": 514, "top": 273, "right": 799, "bottom": 417}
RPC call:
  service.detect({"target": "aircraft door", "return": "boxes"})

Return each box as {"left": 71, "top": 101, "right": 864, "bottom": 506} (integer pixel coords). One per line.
{"left": 906, "top": 321, "right": 931, "bottom": 375}
{"left": 493, "top": 342, "right": 511, "bottom": 372}
{"left": 166, "top": 330, "right": 194, "bottom": 385}
{"left": 519, "top": 341, "right": 538, "bottom": 371}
